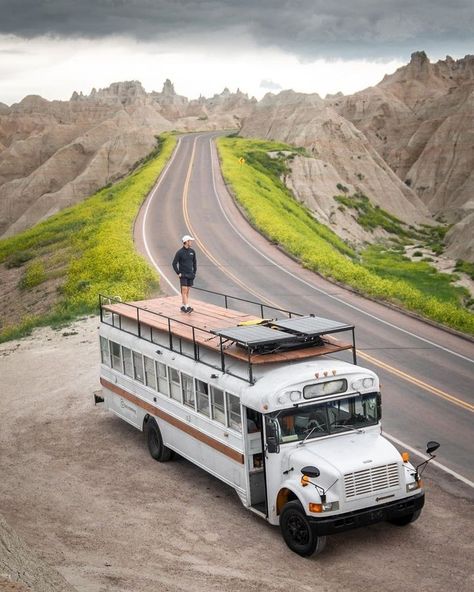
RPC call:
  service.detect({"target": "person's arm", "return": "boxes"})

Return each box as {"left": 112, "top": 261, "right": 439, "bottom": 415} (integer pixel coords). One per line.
{"left": 172, "top": 250, "right": 180, "bottom": 275}
{"left": 193, "top": 251, "right": 197, "bottom": 275}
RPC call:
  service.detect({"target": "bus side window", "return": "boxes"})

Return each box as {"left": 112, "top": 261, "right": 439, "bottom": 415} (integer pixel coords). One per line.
{"left": 156, "top": 362, "right": 169, "bottom": 396}
{"left": 211, "top": 387, "right": 225, "bottom": 424}
{"left": 226, "top": 393, "right": 242, "bottom": 433}
{"left": 182, "top": 373, "right": 195, "bottom": 408}
{"left": 122, "top": 346, "right": 133, "bottom": 377}
{"left": 133, "top": 352, "right": 144, "bottom": 383}
{"left": 169, "top": 367, "right": 181, "bottom": 401}
{"left": 100, "top": 337, "right": 110, "bottom": 366}
{"left": 110, "top": 341, "right": 122, "bottom": 371}
{"left": 144, "top": 356, "right": 157, "bottom": 389}
{"left": 196, "top": 380, "right": 210, "bottom": 417}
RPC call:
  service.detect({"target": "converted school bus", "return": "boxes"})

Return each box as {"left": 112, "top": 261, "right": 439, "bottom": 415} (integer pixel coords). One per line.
{"left": 96, "top": 289, "right": 438, "bottom": 556}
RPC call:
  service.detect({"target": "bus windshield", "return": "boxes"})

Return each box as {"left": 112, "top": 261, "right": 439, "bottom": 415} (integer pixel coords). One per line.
{"left": 271, "top": 393, "right": 380, "bottom": 444}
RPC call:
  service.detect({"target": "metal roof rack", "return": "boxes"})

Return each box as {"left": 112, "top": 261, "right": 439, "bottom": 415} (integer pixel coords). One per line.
{"left": 99, "top": 288, "right": 357, "bottom": 384}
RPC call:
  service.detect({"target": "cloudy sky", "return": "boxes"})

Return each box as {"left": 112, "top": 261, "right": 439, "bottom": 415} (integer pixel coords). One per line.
{"left": 0, "top": 0, "right": 472, "bottom": 105}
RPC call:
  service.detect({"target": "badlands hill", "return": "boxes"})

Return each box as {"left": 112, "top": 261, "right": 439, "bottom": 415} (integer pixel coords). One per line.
{"left": 240, "top": 52, "right": 474, "bottom": 260}
{"left": 0, "top": 80, "right": 254, "bottom": 237}
{"left": 0, "top": 53, "right": 473, "bottom": 261}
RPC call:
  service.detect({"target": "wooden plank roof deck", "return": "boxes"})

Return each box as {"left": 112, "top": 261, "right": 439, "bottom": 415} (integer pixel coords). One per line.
{"left": 103, "top": 295, "right": 353, "bottom": 364}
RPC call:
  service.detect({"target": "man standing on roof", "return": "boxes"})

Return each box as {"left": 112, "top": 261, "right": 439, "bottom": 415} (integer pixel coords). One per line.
{"left": 172, "top": 235, "right": 197, "bottom": 313}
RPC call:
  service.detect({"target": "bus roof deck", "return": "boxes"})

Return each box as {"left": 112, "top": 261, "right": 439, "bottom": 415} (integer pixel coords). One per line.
{"left": 99, "top": 289, "right": 356, "bottom": 384}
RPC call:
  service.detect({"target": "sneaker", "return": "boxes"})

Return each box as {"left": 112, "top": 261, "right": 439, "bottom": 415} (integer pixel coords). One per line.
{"left": 180, "top": 305, "right": 186, "bottom": 312}
{"left": 185, "top": 306, "right": 193, "bottom": 313}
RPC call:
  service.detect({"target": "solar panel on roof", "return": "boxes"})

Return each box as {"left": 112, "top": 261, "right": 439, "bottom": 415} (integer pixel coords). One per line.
{"left": 272, "top": 316, "right": 353, "bottom": 336}
{"left": 212, "top": 324, "right": 295, "bottom": 346}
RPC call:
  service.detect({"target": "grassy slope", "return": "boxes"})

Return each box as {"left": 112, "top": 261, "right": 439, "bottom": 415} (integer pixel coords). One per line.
{"left": 217, "top": 136, "right": 474, "bottom": 335}
{"left": 0, "top": 134, "right": 177, "bottom": 342}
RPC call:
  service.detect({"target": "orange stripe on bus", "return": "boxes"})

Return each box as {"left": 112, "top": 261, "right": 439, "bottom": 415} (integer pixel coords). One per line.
{"left": 100, "top": 378, "right": 245, "bottom": 464}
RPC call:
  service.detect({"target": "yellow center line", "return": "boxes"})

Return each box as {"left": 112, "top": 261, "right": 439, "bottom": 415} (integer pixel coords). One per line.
{"left": 359, "top": 351, "right": 474, "bottom": 412}
{"left": 182, "top": 138, "right": 276, "bottom": 306}
{"left": 181, "top": 136, "right": 474, "bottom": 415}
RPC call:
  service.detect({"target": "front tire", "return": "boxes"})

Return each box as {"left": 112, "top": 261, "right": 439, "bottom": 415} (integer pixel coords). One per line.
{"left": 388, "top": 509, "right": 421, "bottom": 526}
{"left": 144, "top": 418, "right": 173, "bottom": 462}
{"left": 280, "top": 501, "right": 327, "bottom": 557}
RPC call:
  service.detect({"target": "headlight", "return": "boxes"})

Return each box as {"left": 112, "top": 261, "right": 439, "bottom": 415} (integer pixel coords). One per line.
{"left": 406, "top": 482, "right": 421, "bottom": 492}
{"left": 309, "top": 501, "right": 340, "bottom": 513}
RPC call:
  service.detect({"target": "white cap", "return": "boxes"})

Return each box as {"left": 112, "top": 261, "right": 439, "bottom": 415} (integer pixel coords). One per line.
{"left": 182, "top": 234, "right": 194, "bottom": 242}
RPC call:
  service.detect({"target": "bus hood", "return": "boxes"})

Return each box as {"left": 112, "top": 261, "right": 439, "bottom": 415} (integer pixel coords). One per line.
{"left": 288, "top": 431, "right": 401, "bottom": 479}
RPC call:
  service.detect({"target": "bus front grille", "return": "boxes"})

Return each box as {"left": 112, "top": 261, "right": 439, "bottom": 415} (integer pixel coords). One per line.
{"left": 344, "top": 463, "right": 400, "bottom": 499}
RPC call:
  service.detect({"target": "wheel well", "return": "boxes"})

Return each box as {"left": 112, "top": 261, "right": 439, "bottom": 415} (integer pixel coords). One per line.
{"left": 142, "top": 414, "right": 151, "bottom": 431}
{"left": 276, "top": 488, "right": 298, "bottom": 515}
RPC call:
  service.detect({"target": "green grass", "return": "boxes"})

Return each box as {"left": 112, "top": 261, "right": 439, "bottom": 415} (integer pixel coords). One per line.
{"left": 334, "top": 192, "right": 411, "bottom": 237}
{"left": 455, "top": 259, "right": 474, "bottom": 280}
{"left": 217, "top": 136, "right": 474, "bottom": 335}
{"left": 362, "top": 246, "right": 471, "bottom": 305}
{"left": 0, "top": 134, "right": 177, "bottom": 342}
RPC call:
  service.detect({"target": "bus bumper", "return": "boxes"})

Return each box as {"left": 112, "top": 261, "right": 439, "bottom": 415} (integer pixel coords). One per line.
{"left": 309, "top": 492, "right": 425, "bottom": 536}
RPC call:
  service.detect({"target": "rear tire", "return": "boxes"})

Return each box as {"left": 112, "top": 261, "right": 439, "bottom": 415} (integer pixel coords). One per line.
{"left": 388, "top": 509, "right": 421, "bottom": 526}
{"left": 280, "top": 501, "right": 327, "bottom": 557}
{"left": 144, "top": 418, "right": 173, "bottom": 462}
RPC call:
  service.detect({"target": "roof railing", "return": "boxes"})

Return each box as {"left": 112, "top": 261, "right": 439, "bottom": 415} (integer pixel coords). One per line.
{"left": 99, "top": 288, "right": 357, "bottom": 384}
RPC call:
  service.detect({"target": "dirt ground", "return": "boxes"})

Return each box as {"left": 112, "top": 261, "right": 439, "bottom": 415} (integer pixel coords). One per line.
{"left": 0, "top": 317, "right": 473, "bottom": 592}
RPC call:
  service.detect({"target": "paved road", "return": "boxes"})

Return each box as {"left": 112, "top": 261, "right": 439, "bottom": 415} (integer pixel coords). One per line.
{"left": 135, "top": 131, "right": 474, "bottom": 487}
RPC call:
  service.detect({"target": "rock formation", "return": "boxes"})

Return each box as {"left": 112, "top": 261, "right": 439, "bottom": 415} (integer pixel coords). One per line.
{"left": 0, "top": 55, "right": 472, "bottom": 261}
{"left": 329, "top": 52, "right": 474, "bottom": 260}
{"left": 0, "top": 81, "right": 254, "bottom": 237}
{"left": 240, "top": 89, "right": 432, "bottom": 245}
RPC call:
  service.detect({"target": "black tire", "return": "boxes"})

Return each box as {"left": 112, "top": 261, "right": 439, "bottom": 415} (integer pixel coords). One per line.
{"left": 388, "top": 509, "right": 421, "bottom": 526}
{"left": 280, "top": 501, "right": 327, "bottom": 557}
{"left": 144, "top": 418, "right": 173, "bottom": 462}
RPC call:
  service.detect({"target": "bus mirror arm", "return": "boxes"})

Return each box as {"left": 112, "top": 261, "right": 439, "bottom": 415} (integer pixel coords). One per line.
{"left": 414, "top": 441, "right": 440, "bottom": 481}
{"left": 301, "top": 467, "right": 339, "bottom": 504}
{"left": 301, "top": 466, "right": 326, "bottom": 502}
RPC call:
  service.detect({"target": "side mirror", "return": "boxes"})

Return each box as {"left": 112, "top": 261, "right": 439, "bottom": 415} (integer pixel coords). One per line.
{"left": 301, "top": 465, "right": 320, "bottom": 479}
{"left": 266, "top": 418, "right": 280, "bottom": 454}
{"left": 426, "top": 441, "right": 440, "bottom": 455}
{"left": 267, "top": 436, "right": 280, "bottom": 454}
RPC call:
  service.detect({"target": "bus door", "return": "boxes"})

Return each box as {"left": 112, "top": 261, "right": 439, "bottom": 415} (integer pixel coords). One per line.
{"left": 244, "top": 407, "right": 267, "bottom": 515}
{"left": 263, "top": 414, "right": 287, "bottom": 523}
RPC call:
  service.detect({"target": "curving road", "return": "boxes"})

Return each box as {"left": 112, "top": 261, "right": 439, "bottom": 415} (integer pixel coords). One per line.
{"left": 135, "top": 131, "right": 474, "bottom": 488}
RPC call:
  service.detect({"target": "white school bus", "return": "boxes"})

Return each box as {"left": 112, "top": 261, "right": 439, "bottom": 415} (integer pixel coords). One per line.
{"left": 96, "top": 288, "right": 439, "bottom": 556}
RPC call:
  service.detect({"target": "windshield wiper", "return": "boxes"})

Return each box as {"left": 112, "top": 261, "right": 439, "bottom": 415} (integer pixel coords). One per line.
{"left": 331, "top": 423, "right": 365, "bottom": 434}
{"left": 297, "top": 425, "right": 325, "bottom": 446}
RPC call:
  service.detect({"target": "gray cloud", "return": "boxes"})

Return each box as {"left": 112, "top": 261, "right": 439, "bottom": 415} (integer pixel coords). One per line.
{"left": 260, "top": 79, "right": 283, "bottom": 91}
{"left": 0, "top": 1, "right": 472, "bottom": 60}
